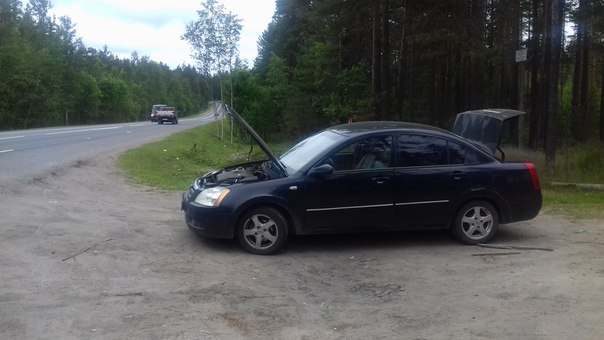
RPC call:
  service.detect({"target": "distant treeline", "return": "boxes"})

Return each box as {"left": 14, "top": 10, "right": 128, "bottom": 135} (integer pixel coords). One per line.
{"left": 0, "top": 0, "right": 210, "bottom": 130}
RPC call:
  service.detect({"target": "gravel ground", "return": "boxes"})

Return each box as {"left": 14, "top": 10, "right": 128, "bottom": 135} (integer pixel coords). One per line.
{"left": 1, "top": 154, "right": 603, "bottom": 340}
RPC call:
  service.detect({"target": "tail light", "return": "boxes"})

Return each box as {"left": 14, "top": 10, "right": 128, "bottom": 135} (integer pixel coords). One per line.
{"left": 523, "top": 162, "right": 541, "bottom": 190}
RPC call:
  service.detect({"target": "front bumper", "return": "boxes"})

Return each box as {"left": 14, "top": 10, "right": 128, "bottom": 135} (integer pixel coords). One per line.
{"left": 181, "top": 192, "right": 235, "bottom": 239}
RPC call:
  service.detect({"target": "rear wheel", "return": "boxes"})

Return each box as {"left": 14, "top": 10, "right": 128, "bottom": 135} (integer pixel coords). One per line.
{"left": 237, "top": 206, "right": 288, "bottom": 255}
{"left": 451, "top": 200, "right": 499, "bottom": 244}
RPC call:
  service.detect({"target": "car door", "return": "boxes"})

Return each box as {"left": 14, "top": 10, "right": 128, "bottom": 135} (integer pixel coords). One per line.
{"left": 303, "top": 135, "right": 395, "bottom": 231}
{"left": 393, "top": 134, "right": 471, "bottom": 229}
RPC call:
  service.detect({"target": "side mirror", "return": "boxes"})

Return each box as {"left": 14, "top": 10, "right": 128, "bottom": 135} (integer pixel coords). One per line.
{"left": 308, "top": 164, "right": 334, "bottom": 177}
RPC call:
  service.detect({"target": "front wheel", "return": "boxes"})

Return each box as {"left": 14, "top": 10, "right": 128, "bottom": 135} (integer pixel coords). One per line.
{"left": 451, "top": 200, "right": 499, "bottom": 244}
{"left": 237, "top": 206, "right": 288, "bottom": 255}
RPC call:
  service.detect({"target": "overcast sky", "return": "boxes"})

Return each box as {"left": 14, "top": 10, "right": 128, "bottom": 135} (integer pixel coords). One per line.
{"left": 47, "top": 0, "right": 276, "bottom": 69}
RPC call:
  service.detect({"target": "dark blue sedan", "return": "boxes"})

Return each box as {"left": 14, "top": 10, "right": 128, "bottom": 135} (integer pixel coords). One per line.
{"left": 181, "top": 107, "right": 542, "bottom": 255}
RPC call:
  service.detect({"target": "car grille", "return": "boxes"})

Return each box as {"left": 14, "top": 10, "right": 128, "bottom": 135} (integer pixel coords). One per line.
{"left": 187, "top": 188, "right": 195, "bottom": 200}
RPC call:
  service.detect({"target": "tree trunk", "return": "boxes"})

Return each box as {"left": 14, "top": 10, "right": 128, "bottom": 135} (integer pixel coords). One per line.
{"left": 394, "top": 2, "right": 407, "bottom": 120}
{"left": 571, "top": 0, "right": 590, "bottom": 142}
{"left": 439, "top": 59, "right": 450, "bottom": 125}
{"left": 600, "top": 67, "right": 604, "bottom": 143}
{"left": 510, "top": 0, "right": 521, "bottom": 110}
{"left": 407, "top": 9, "right": 415, "bottom": 122}
{"left": 543, "top": 0, "right": 564, "bottom": 173}
{"left": 380, "top": 0, "right": 391, "bottom": 121}
{"left": 372, "top": 1, "right": 383, "bottom": 120}
{"left": 498, "top": 1, "right": 511, "bottom": 106}
{"left": 528, "top": 0, "right": 543, "bottom": 149}
{"left": 470, "top": 0, "right": 485, "bottom": 110}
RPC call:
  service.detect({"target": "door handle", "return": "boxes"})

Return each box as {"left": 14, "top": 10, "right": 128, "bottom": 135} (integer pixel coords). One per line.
{"left": 449, "top": 171, "right": 466, "bottom": 180}
{"left": 372, "top": 176, "right": 390, "bottom": 184}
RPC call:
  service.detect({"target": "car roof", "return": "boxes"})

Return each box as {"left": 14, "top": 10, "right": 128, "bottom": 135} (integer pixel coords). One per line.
{"left": 326, "top": 120, "right": 456, "bottom": 138}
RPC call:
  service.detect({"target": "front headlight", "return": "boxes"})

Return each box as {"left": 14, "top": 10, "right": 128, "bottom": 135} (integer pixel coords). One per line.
{"left": 194, "top": 187, "right": 230, "bottom": 207}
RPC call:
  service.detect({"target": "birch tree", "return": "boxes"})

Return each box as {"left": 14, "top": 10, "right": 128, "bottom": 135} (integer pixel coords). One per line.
{"left": 182, "top": 0, "right": 242, "bottom": 139}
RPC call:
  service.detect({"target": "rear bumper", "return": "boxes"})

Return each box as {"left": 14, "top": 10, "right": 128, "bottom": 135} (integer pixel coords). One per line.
{"left": 506, "top": 193, "right": 542, "bottom": 223}
{"left": 158, "top": 117, "right": 177, "bottom": 122}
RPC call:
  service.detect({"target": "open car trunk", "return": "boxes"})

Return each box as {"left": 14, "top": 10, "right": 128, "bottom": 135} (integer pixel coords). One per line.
{"left": 452, "top": 108, "right": 526, "bottom": 160}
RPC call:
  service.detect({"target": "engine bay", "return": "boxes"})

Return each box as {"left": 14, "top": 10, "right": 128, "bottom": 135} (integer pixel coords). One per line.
{"left": 203, "top": 162, "right": 270, "bottom": 187}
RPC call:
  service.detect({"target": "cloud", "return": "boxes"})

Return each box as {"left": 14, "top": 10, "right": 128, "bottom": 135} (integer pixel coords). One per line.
{"left": 48, "top": 0, "right": 275, "bottom": 69}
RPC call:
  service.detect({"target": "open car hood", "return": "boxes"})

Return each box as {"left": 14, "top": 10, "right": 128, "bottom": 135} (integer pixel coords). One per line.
{"left": 452, "top": 108, "right": 525, "bottom": 155}
{"left": 223, "top": 105, "right": 287, "bottom": 175}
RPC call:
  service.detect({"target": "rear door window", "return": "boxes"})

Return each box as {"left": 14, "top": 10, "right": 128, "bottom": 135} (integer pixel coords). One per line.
{"left": 395, "top": 134, "right": 489, "bottom": 167}
{"left": 396, "top": 135, "right": 448, "bottom": 167}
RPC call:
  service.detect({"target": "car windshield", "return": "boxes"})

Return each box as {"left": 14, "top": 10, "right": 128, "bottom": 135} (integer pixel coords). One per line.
{"left": 279, "top": 130, "right": 344, "bottom": 173}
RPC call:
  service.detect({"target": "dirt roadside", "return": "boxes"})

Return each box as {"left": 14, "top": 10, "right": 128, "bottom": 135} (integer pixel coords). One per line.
{"left": 1, "top": 153, "right": 603, "bottom": 340}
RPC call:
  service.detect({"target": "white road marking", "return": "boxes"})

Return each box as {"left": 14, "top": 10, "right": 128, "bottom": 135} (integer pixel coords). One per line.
{"left": 45, "top": 126, "right": 123, "bottom": 135}
{"left": 0, "top": 135, "right": 25, "bottom": 140}
{"left": 0, "top": 149, "right": 14, "bottom": 153}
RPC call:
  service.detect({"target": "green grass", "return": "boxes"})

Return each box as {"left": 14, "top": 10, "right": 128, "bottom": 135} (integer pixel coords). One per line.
{"left": 542, "top": 186, "right": 604, "bottom": 219}
{"left": 118, "top": 122, "right": 604, "bottom": 219}
{"left": 117, "top": 121, "right": 281, "bottom": 190}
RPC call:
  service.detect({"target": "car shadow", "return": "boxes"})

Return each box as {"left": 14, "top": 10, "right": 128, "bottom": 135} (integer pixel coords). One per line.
{"left": 188, "top": 229, "right": 453, "bottom": 255}
{"left": 284, "top": 229, "right": 457, "bottom": 254}
{"left": 188, "top": 224, "right": 539, "bottom": 255}
{"left": 491, "top": 222, "right": 544, "bottom": 245}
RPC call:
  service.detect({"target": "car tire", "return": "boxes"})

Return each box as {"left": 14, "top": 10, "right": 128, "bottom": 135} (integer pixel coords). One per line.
{"left": 237, "top": 206, "right": 288, "bottom": 255}
{"left": 451, "top": 200, "right": 499, "bottom": 244}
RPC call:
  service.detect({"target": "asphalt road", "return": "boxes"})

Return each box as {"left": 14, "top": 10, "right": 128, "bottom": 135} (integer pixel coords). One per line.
{"left": 0, "top": 112, "right": 216, "bottom": 182}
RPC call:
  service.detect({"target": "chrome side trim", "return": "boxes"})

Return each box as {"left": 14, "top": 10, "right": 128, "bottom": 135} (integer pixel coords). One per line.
{"left": 395, "top": 200, "right": 449, "bottom": 206}
{"left": 307, "top": 200, "right": 449, "bottom": 212}
{"left": 307, "top": 203, "right": 393, "bottom": 212}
